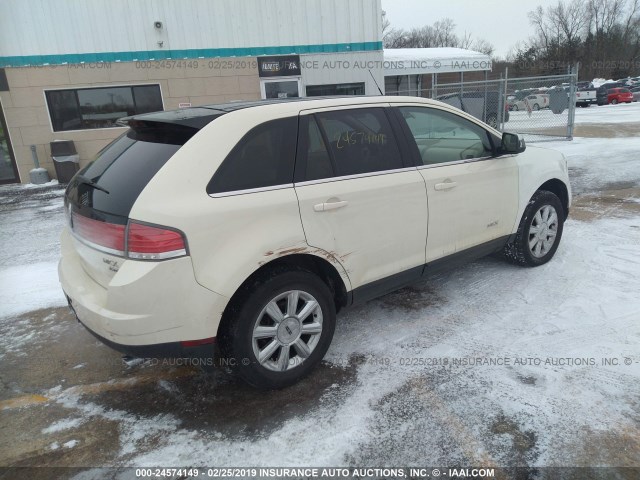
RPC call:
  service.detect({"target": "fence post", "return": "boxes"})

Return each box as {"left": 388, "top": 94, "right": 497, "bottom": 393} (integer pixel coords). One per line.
{"left": 567, "top": 64, "right": 577, "bottom": 140}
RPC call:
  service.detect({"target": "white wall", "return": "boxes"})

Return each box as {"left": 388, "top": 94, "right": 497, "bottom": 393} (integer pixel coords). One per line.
{"left": 1, "top": 0, "right": 382, "bottom": 58}
{"left": 301, "top": 51, "right": 385, "bottom": 96}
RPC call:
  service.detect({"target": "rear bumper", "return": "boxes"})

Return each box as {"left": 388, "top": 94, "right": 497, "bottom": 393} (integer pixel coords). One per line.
{"left": 67, "top": 299, "right": 215, "bottom": 360}
{"left": 59, "top": 228, "right": 229, "bottom": 350}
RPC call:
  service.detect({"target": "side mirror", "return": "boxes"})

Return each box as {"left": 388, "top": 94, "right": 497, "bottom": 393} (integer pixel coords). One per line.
{"left": 499, "top": 132, "right": 526, "bottom": 155}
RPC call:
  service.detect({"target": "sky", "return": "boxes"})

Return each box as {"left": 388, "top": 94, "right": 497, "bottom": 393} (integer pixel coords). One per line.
{"left": 381, "top": 0, "right": 560, "bottom": 58}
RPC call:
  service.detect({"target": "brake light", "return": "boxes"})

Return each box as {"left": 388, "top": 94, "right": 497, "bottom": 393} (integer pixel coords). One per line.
{"left": 127, "top": 222, "right": 187, "bottom": 260}
{"left": 70, "top": 213, "right": 187, "bottom": 260}
{"left": 71, "top": 212, "right": 126, "bottom": 255}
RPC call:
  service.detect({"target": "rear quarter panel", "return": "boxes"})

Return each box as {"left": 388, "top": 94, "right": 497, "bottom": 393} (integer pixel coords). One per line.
{"left": 129, "top": 105, "right": 352, "bottom": 300}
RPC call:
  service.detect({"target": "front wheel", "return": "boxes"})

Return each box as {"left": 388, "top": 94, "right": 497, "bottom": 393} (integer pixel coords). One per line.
{"left": 533, "top": 103, "right": 540, "bottom": 111}
{"left": 503, "top": 190, "right": 565, "bottom": 267}
{"left": 219, "top": 269, "right": 336, "bottom": 389}
{"left": 611, "top": 98, "right": 618, "bottom": 104}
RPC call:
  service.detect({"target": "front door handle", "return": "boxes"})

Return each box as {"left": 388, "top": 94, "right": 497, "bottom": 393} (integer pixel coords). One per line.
{"left": 434, "top": 181, "right": 458, "bottom": 191}
{"left": 313, "top": 200, "right": 348, "bottom": 212}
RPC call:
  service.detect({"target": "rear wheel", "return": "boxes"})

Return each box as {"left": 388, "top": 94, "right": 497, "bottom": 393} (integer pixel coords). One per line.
{"left": 513, "top": 105, "right": 519, "bottom": 111}
{"left": 533, "top": 103, "right": 540, "bottom": 111}
{"left": 219, "top": 269, "right": 336, "bottom": 389}
{"left": 503, "top": 190, "right": 564, "bottom": 267}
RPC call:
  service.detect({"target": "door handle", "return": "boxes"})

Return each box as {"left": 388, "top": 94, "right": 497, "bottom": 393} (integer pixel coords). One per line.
{"left": 434, "top": 181, "right": 458, "bottom": 191}
{"left": 313, "top": 200, "right": 348, "bottom": 212}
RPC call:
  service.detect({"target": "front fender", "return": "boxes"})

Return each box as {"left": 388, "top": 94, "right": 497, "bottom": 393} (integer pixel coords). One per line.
{"left": 513, "top": 145, "right": 571, "bottom": 232}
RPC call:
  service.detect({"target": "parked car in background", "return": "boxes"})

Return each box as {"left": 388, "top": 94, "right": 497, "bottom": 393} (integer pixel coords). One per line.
{"left": 575, "top": 88, "right": 597, "bottom": 107}
{"left": 630, "top": 86, "right": 640, "bottom": 102}
{"left": 59, "top": 96, "right": 570, "bottom": 388}
{"left": 605, "top": 88, "right": 634, "bottom": 104}
{"left": 596, "top": 82, "right": 627, "bottom": 105}
{"left": 511, "top": 94, "right": 549, "bottom": 111}
{"left": 436, "top": 90, "right": 509, "bottom": 128}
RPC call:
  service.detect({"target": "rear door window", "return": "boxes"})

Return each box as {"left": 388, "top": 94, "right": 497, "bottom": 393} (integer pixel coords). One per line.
{"left": 312, "top": 108, "right": 403, "bottom": 177}
{"left": 207, "top": 117, "right": 298, "bottom": 194}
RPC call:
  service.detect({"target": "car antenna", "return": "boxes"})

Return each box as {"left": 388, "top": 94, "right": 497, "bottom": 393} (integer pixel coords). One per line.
{"left": 369, "top": 69, "right": 384, "bottom": 95}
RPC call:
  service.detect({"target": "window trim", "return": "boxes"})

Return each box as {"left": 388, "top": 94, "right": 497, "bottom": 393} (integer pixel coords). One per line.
{"left": 43, "top": 83, "right": 164, "bottom": 133}
{"left": 208, "top": 183, "right": 294, "bottom": 198}
{"left": 294, "top": 167, "right": 417, "bottom": 187}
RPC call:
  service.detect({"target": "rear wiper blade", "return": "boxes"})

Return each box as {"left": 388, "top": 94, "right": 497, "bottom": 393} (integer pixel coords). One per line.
{"left": 76, "top": 175, "right": 110, "bottom": 194}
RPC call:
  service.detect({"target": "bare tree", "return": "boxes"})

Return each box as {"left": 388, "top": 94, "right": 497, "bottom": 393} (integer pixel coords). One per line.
{"left": 516, "top": 0, "right": 640, "bottom": 78}
{"left": 382, "top": 16, "right": 496, "bottom": 56}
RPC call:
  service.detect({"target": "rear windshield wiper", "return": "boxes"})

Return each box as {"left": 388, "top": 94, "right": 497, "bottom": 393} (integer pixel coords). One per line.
{"left": 76, "top": 175, "right": 110, "bottom": 195}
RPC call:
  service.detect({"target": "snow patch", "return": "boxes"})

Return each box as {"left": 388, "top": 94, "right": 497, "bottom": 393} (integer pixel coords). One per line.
{"left": 42, "top": 417, "right": 85, "bottom": 434}
{"left": 63, "top": 439, "right": 79, "bottom": 449}
{"left": 0, "top": 262, "right": 66, "bottom": 319}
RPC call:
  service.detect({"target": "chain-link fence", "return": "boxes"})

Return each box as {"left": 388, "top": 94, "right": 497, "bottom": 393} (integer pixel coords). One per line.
{"left": 388, "top": 71, "right": 578, "bottom": 143}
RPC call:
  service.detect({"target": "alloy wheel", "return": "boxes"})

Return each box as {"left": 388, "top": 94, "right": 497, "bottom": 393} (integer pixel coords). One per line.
{"left": 528, "top": 205, "right": 559, "bottom": 258}
{"left": 252, "top": 290, "right": 323, "bottom": 372}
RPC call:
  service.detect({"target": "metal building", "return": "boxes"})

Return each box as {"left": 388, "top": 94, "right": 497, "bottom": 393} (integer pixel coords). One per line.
{"left": 0, "top": 0, "right": 384, "bottom": 183}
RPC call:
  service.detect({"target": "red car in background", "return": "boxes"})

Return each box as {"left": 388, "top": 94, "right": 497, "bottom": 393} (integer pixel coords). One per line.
{"left": 607, "top": 88, "right": 633, "bottom": 104}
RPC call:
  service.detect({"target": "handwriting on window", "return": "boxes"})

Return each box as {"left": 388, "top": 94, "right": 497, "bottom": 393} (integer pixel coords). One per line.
{"left": 336, "top": 131, "right": 386, "bottom": 149}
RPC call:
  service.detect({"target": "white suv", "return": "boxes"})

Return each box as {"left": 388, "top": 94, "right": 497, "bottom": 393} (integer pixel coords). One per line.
{"left": 59, "top": 96, "right": 571, "bottom": 388}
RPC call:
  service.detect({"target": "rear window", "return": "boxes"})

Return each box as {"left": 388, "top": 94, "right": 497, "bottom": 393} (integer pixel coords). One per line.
{"left": 66, "top": 124, "right": 194, "bottom": 219}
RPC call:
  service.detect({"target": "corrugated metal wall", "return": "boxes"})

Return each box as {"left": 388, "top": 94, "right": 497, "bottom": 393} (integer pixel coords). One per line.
{"left": 302, "top": 52, "right": 384, "bottom": 96}
{"left": 1, "top": 0, "right": 382, "bottom": 63}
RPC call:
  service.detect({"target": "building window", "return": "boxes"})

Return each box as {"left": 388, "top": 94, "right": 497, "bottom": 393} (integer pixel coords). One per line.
{"left": 45, "top": 84, "right": 163, "bottom": 132}
{"left": 306, "top": 83, "right": 365, "bottom": 97}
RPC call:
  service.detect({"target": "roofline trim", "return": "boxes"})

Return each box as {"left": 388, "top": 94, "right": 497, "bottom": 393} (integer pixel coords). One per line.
{"left": 0, "top": 42, "right": 382, "bottom": 68}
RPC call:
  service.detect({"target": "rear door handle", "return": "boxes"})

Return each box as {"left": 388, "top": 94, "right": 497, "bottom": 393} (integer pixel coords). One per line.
{"left": 313, "top": 200, "right": 348, "bottom": 212}
{"left": 434, "top": 181, "right": 458, "bottom": 191}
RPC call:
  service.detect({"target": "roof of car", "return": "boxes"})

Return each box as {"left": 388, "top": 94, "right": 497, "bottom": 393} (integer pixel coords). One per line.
{"left": 121, "top": 96, "right": 442, "bottom": 129}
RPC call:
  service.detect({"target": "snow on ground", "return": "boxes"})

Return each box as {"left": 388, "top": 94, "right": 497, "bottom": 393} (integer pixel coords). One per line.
{"left": 573, "top": 101, "right": 640, "bottom": 124}
{"left": 52, "top": 211, "right": 636, "bottom": 468}
{"left": 537, "top": 136, "right": 640, "bottom": 194}
{"left": 0, "top": 185, "right": 67, "bottom": 321}
{"left": 506, "top": 100, "right": 640, "bottom": 135}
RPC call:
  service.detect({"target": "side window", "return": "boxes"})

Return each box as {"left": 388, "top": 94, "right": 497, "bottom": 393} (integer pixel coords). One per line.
{"left": 314, "top": 108, "right": 403, "bottom": 177}
{"left": 207, "top": 117, "right": 297, "bottom": 194}
{"left": 399, "top": 107, "right": 493, "bottom": 165}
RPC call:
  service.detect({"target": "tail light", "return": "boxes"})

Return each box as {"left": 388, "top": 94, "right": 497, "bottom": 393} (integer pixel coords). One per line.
{"left": 127, "top": 222, "right": 187, "bottom": 260}
{"left": 71, "top": 212, "right": 187, "bottom": 260}
{"left": 71, "top": 212, "right": 126, "bottom": 255}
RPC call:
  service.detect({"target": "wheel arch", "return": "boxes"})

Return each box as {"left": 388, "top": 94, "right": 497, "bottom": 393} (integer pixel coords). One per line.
{"left": 538, "top": 178, "right": 570, "bottom": 219}
{"left": 217, "top": 253, "right": 350, "bottom": 337}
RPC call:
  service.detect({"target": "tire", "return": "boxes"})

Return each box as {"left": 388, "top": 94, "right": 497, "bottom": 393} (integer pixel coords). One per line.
{"left": 611, "top": 99, "right": 618, "bottom": 104}
{"left": 513, "top": 105, "right": 519, "bottom": 111}
{"left": 533, "top": 103, "right": 540, "bottom": 111}
{"left": 219, "top": 268, "right": 336, "bottom": 389}
{"left": 487, "top": 114, "right": 498, "bottom": 128}
{"left": 503, "top": 190, "right": 565, "bottom": 267}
